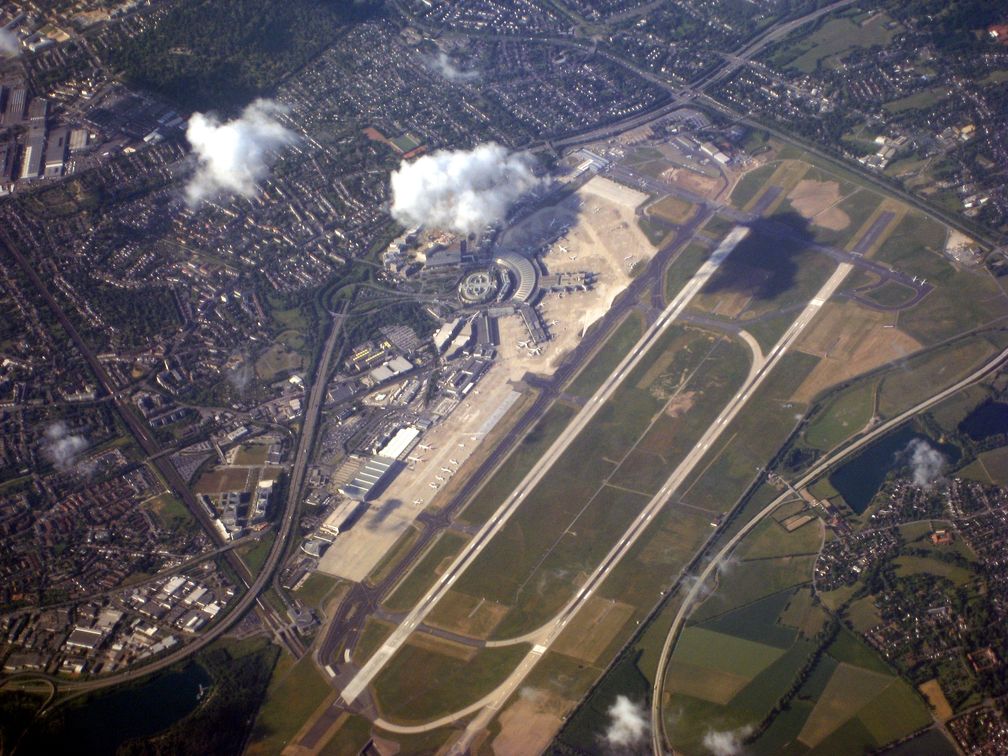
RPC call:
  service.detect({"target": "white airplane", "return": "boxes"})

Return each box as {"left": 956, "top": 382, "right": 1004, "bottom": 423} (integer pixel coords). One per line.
{"left": 435, "top": 475, "right": 445, "bottom": 481}
{"left": 414, "top": 498, "right": 424, "bottom": 505}
{"left": 569, "top": 255, "right": 577, "bottom": 261}
{"left": 458, "top": 441, "right": 465, "bottom": 447}
{"left": 407, "top": 455, "right": 423, "bottom": 463}
{"left": 419, "top": 444, "right": 433, "bottom": 450}
{"left": 529, "top": 347, "right": 542, "bottom": 356}
{"left": 440, "top": 466, "right": 452, "bottom": 473}
{"left": 517, "top": 340, "right": 529, "bottom": 348}
{"left": 557, "top": 244, "right": 568, "bottom": 254}
{"left": 429, "top": 482, "right": 439, "bottom": 489}
{"left": 549, "top": 320, "right": 558, "bottom": 326}
{"left": 449, "top": 458, "right": 459, "bottom": 465}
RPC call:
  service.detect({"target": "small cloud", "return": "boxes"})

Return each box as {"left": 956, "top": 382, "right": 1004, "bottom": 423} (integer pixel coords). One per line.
{"left": 424, "top": 51, "right": 479, "bottom": 81}
{"left": 390, "top": 142, "right": 541, "bottom": 234}
{"left": 0, "top": 27, "right": 20, "bottom": 56}
{"left": 184, "top": 98, "right": 296, "bottom": 205}
{"left": 602, "top": 695, "right": 650, "bottom": 751}
{"left": 702, "top": 725, "right": 753, "bottom": 756}
{"left": 42, "top": 422, "right": 89, "bottom": 472}
{"left": 903, "top": 438, "right": 945, "bottom": 488}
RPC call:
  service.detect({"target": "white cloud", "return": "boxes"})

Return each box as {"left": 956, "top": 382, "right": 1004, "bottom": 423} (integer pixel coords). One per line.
{"left": 184, "top": 98, "right": 296, "bottom": 205}
{"left": 0, "top": 28, "right": 20, "bottom": 56}
{"left": 904, "top": 438, "right": 945, "bottom": 487}
{"left": 42, "top": 422, "right": 89, "bottom": 472}
{"left": 603, "top": 695, "right": 650, "bottom": 750}
{"left": 702, "top": 726, "right": 753, "bottom": 756}
{"left": 390, "top": 143, "right": 541, "bottom": 234}
{"left": 424, "top": 51, "right": 479, "bottom": 81}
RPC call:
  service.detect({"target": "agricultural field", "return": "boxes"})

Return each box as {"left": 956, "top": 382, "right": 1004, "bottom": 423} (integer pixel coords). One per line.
{"left": 661, "top": 503, "right": 931, "bottom": 756}
{"left": 766, "top": 13, "right": 897, "bottom": 73}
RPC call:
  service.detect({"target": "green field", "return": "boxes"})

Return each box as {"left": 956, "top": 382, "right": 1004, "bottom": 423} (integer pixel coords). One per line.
{"left": 145, "top": 493, "right": 195, "bottom": 532}
{"left": 255, "top": 341, "right": 303, "bottom": 382}
{"left": 664, "top": 242, "right": 711, "bottom": 304}
{"left": 566, "top": 312, "right": 643, "bottom": 399}
{"left": 877, "top": 337, "right": 997, "bottom": 419}
{"left": 804, "top": 379, "right": 876, "bottom": 451}
{"left": 772, "top": 14, "right": 895, "bottom": 74}
{"left": 237, "top": 531, "right": 276, "bottom": 575}
{"left": 863, "top": 280, "right": 918, "bottom": 308}
{"left": 894, "top": 555, "right": 972, "bottom": 585}
{"left": 459, "top": 403, "right": 577, "bottom": 525}
{"left": 740, "top": 517, "right": 822, "bottom": 560}
{"left": 249, "top": 653, "right": 331, "bottom": 755}
{"left": 730, "top": 163, "right": 777, "bottom": 208}
{"left": 884, "top": 87, "right": 949, "bottom": 113}
{"left": 370, "top": 642, "right": 530, "bottom": 723}
{"left": 692, "top": 553, "right": 816, "bottom": 624}
{"left": 449, "top": 327, "right": 750, "bottom": 638}
{"left": 678, "top": 350, "right": 819, "bottom": 513}
{"left": 293, "top": 572, "right": 339, "bottom": 611}
{"left": 382, "top": 531, "right": 469, "bottom": 613}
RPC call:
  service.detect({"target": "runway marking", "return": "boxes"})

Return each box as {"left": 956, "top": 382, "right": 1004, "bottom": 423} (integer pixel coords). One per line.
{"left": 339, "top": 226, "right": 750, "bottom": 705}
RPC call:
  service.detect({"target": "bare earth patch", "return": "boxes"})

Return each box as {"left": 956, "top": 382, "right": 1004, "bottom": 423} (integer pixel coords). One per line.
{"left": 552, "top": 595, "right": 636, "bottom": 664}
{"left": 787, "top": 179, "right": 850, "bottom": 231}
{"left": 492, "top": 688, "right": 570, "bottom": 756}
{"left": 661, "top": 166, "right": 721, "bottom": 199}
{"left": 792, "top": 300, "right": 921, "bottom": 402}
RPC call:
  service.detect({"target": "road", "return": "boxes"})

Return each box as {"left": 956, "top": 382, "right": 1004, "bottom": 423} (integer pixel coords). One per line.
{"left": 337, "top": 225, "right": 751, "bottom": 706}
{"left": 315, "top": 206, "right": 712, "bottom": 675}
{"left": 0, "top": 231, "right": 344, "bottom": 691}
{"left": 649, "top": 344, "right": 1008, "bottom": 754}
{"left": 419, "top": 260, "right": 854, "bottom": 753}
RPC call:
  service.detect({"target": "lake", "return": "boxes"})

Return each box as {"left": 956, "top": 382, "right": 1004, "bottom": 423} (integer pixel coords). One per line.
{"left": 828, "top": 427, "right": 960, "bottom": 514}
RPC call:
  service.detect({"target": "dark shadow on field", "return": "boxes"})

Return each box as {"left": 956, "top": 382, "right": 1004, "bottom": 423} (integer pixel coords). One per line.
{"left": 701, "top": 211, "right": 815, "bottom": 302}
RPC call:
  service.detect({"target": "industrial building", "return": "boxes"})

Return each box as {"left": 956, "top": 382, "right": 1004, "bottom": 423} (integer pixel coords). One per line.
{"left": 340, "top": 455, "right": 397, "bottom": 500}
{"left": 44, "top": 126, "right": 68, "bottom": 177}
{"left": 319, "top": 499, "right": 364, "bottom": 538}
{"left": 377, "top": 426, "right": 420, "bottom": 460}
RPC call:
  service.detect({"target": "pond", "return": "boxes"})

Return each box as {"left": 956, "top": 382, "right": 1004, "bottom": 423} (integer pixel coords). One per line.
{"left": 828, "top": 427, "right": 960, "bottom": 514}
{"left": 958, "top": 399, "right": 1008, "bottom": 441}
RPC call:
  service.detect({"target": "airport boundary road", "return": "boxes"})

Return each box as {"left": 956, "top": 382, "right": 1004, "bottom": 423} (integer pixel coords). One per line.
{"left": 337, "top": 227, "right": 751, "bottom": 705}
{"left": 649, "top": 344, "right": 1008, "bottom": 755}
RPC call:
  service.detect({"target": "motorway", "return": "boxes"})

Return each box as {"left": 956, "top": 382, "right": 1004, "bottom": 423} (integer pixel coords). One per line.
{"left": 649, "top": 343, "right": 1008, "bottom": 755}
{"left": 337, "top": 226, "right": 752, "bottom": 706}
{"left": 2, "top": 226, "right": 344, "bottom": 692}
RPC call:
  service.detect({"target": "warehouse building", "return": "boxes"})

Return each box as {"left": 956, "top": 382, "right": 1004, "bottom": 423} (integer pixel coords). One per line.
{"left": 340, "top": 455, "right": 397, "bottom": 501}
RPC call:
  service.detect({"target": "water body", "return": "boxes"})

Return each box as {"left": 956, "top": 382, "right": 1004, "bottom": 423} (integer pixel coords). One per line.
{"left": 21, "top": 662, "right": 210, "bottom": 754}
{"left": 829, "top": 427, "right": 960, "bottom": 514}
{"left": 958, "top": 399, "right": 1008, "bottom": 441}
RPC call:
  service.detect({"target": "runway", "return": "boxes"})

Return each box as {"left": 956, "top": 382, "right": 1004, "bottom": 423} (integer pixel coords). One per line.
{"left": 337, "top": 226, "right": 751, "bottom": 706}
